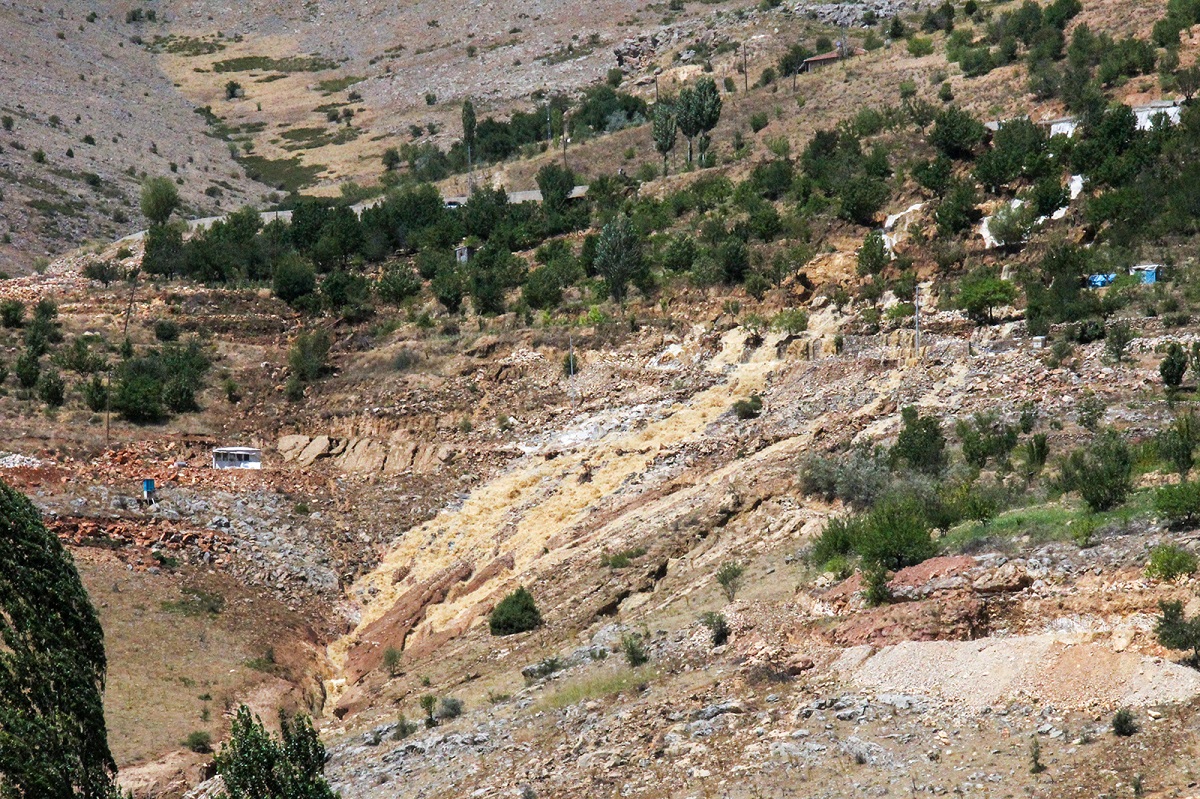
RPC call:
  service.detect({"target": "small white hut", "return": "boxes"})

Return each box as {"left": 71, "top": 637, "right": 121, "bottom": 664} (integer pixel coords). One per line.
{"left": 212, "top": 446, "right": 262, "bottom": 470}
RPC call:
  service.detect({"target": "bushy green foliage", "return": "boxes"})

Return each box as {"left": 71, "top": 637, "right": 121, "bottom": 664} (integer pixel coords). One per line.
{"left": 801, "top": 447, "right": 891, "bottom": 510}
{"left": 0, "top": 480, "right": 121, "bottom": 798}
{"left": 1162, "top": 342, "right": 1189, "bottom": 393}
{"left": 36, "top": 369, "right": 65, "bottom": 407}
{"left": 1155, "top": 483, "right": 1200, "bottom": 528}
{"left": 856, "top": 230, "right": 889, "bottom": 276}
{"left": 140, "top": 176, "right": 180, "bottom": 226}
{"left": 1157, "top": 599, "right": 1200, "bottom": 663}
{"left": 853, "top": 496, "right": 937, "bottom": 570}
{"left": 715, "top": 561, "right": 745, "bottom": 601}
{"left": 732, "top": 394, "right": 763, "bottom": 420}
{"left": 956, "top": 411, "right": 1019, "bottom": 468}
{"left": 1158, "top": 413, "right": 1200, "bottom": 478}
{"left": 891, "top": 406, "right": 946, "bottom": 475}
{"left": 288, "top": 330, "right": 331, "bottom": 384}
{"left": 1146, "top": 544, "right": 1199, "bottom": 580}
{"left": 594, "top": 215, "right": 644, "bottom": 301}
{"left": 956, "top": 267, "right": 1017, "bottom": 324}
{"left": 930, "top": 107, "right": 985, "bottom": 159}
{"left": 1112, "top": 708, "right": 1138, "bottom": 737}
{"left": 621, "top": 632, "right": 649, "bottom": 666}
{"left": 1058, "top": 429, "right": 1133, "bottom": 512}
{"left": 214, "top": 705, "right": 337, "bottom": 799}
{"left": 700, "top": 611, "right": 730, "bottom": 646}
{"left": 1, "top": 299, "right": 25, "bottom": 328}
{"left": 489, "top": 587, "right": 542, "bottom": 635}
{"left": 111, "top": 341, "right": 210, "bottom": 423}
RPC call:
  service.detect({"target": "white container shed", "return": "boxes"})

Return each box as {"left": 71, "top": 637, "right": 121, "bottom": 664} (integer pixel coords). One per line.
{"left": 212, "top": 446, "right": 262, "bottom": 470}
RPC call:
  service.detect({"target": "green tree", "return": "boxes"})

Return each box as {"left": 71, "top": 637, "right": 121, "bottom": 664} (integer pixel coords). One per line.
{"left": 489, "top": 587, "right": 542, "bottom": 635}
{"left": 676, "top": 86, "right": 702, "bottom": 164}
{"left": 957, "top": 267, "right": 1017, "bottom": 324}
{"left": 214, "top": 705, "right": 337, "bottom": 799}
{"left": 694, "top": 77, "right": 722, "bottom": 165}
{"left": 140, "top": 176, "right": 180, "bottom": 226}
{"left": 652, "top": 104, "right": 677, "bottom": 176}
{"left": 1158, "top": 412, "right": 1200, "bottom": 479}
{"left": 929, "top": 106, "right": 985, "bottom": 159}
{"left": 0, "top": 479, "right": 121, "bottom": 798}
{"left": 594, "top": 214, "right": 644, "bottom": 301}
{"left": 891, "top": 405, "right": 946, "bottom": 475}
{"left": 462, "top": 98, "right": 477, "bottom": 171}
{"left": 1162, "top": 342, "right": 1188, "bottom": 396}
{"left": 535, "top": 163, "right": 575, "bottom": 216}
{"left": 856, "top": 230, "right": 889, "bottom": 276}
{"left": 1156, "top": 600, "right": 1200, "bottom": 664}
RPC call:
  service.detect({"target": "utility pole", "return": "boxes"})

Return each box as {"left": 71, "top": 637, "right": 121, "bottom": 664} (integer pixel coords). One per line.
{"left": 568, "top": 334, "right": 576, "bottom": 406}
{"left": 914, "top": 284, "right": 921, "bottom": 360}
{"left": 742, "top": 43, "right": 748, "bottom": 92}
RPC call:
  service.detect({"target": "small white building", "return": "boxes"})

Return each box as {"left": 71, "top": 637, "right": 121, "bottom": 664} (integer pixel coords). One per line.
{"left": 212, "top": 446, "right": 262, "bottom": 470}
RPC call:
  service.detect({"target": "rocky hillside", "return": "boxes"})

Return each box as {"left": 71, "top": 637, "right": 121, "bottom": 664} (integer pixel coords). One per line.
{"left": 9, "top": 0, "right": 1200, "bottom": 796}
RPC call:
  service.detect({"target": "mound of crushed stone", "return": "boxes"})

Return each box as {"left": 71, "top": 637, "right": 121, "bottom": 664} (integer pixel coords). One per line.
{"left": 834, "top": 633, "right": 1200, "bottom": 711}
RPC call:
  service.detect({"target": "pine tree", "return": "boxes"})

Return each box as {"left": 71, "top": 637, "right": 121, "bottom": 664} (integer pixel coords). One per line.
{"left": 0, "top": 479, "right": 121, "bottom": 799}
{"left": 652, "top": 104, "right": 677, "bottom": 175}
{"left": 215, "top": 706, "right": 337, "bottom": 799}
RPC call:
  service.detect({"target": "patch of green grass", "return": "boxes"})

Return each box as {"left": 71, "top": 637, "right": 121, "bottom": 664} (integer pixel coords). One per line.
{"left": 277, "top": 125, "right": 359, "bottom": 151}
{"left": 150, "top": 35, "right": 225, "bottom": 56}
{"left": 213, "top": 55, "right": 339, "bottom": 73}
{"left": 161, "top": 589, "right": 225, "bottom": 616}
{"left": 942, "top": 492, "right": 1155, "bottom": 552}
{"left": 317, "top": 75, "right": 364, "bottom": 93}
{"left": 538, "top": 666, "right": 655, "bottom": 711}
{"left": 239, "top": 154, "right": 324, "bottom": 192}
{"left": 600, "top": 547, "right": 647, "bottom": 568}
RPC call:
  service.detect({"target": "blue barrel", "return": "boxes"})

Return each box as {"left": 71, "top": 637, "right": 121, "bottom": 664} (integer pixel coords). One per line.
{"left": 143, "top": 479, "right": 155, "bottom": 494}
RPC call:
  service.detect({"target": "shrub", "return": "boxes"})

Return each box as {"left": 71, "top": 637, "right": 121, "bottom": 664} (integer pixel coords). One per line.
{"left": 892, "top": 406, "right": 946, "bottom": 475}
{"left": 419, "top": 694, "right": 437, "bottom": 726}
{"left": 855, "top": 497, "right": 936, "bottom": 570}
{"left": 856, "top": 230, "right": 889, "bottom": 276}
{"left": 1156, "top": 600, "right": 1200, "bottom": 663}
{"left": 393, "top": 715, "right": 419, "bottom": 740}
{"left": 1146, "top": 544, "right": 1198, "bottom": 580}
{"left": 715, "top": 561, "right": 745, "bottom": 601}
{"left": 83, "top": 375, "right": 108, "bottom": 412}
{"left": 153, "top": 319, "right": 180, "bottom": 342}
{"left": 489, "top": 587, "right": 542, "bottom": 635}
{"left": 273, "top": 256, "right": 317, "bottom": 305}
{"left": 14, "top": 350, "right": 39, "bottom": 389}
{"left": 184, "top": 730, "right": 212, "bottom": 753}
{"left": 1155, "top": 480, "right": 1200, "bottom": 528}
{"left": 732, "top": 394, "right": 763, "bottom": 420}
{"left": 215, "top": 705, "right": 336, "bottom": 798}
{"left": 930, "top": 107, "right": 985, "bottom": 159}
{"left": 907, "top": 36, "right": 935, "bottom": 56}
{"left": 772, "top": 309, "right": 808, "bottom": 335}
{"left": 1105, "top": 321, "right": 1135, "bottom": 363}
{"left": 1059, "top": 430, "right": 1132, "bottom": 512}
{"left": 749, "top": 112, "right": 769, "bottom": 133}
{"left": 1112, "top": 709, "right": 1137, "bottom": 737}
{"left": 700, "top": 611, "right": 730, "bottom": 646}
{"left": 36, "top": 370, "right": 65, "bottom": 407}
{"left": 1161, "top": 342, "right": 1188, "bottom": 394}
{"left": 1, "top": 299, "right": 24, "bottom": 328}
{"left": 437, "top": 697, "right": 464, "bottom": 719}
{"left": 620, "top": 632, "right": 648, "bottom": 666}
{"left": 382, "top": 645, "right": 402, "bottom": 677}
{"left": 1158, "top": 413, "right": 1199, "bottom": 478}
{"left": 377, "top": 265, "right": 422, "bottom": 304}
{"left": 1075, "top": 392, "right": 1106, "bottom": 431}
{"left": 288, "top": 330, "right": 330, "bottom": 383}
